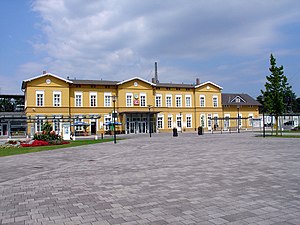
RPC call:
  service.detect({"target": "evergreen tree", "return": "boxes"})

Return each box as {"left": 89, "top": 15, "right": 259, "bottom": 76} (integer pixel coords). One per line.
{"left": 261, "top": 54, "right": 293, "bottom": 135}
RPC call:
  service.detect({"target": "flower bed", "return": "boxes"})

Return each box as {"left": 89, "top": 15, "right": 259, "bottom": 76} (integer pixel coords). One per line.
{"left": 21, "top": 140, "right": 49, "bottom": 147}
{"left": 20, "top": 140, "right": 70, "bottom": 147}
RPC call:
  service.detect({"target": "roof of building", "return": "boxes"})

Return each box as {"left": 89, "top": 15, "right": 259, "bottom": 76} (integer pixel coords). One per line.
{"left": 156, "top": 82, "right": 195, "bottom": 88}
{"left": 22, "top": 72, "right": 73, "bottom": 90}
{"left": 22, "top": 72, "right": 224, "bottom": 90}
{"left": 195, "top": 81, "right": 223, "bottom": 90}
{"left": 117, "top": 77, "right": 156, "bottom": 86}
{"left": 69, "top": 79, "right": 118, "bottom": 86}
{"left": 221, "top": 93, "right": 261, "bottom": 106}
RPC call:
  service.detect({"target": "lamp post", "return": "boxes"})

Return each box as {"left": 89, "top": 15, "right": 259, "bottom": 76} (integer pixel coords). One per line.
{"left": 262, "top": 96, "right": 265, "bottom": 138}
{"left": 148, "top": 105, "right": 152, "bottom": 137}
{"left": 112, "top": 95, "right": 117, "bottom": 144}
{"left": 237, "top": 105, "right": 240, "bottom": 133}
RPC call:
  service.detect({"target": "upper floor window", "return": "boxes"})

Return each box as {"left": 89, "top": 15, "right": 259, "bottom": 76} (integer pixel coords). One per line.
{"left": 75, "top": 92, "right": 82, "bottom": 107}
{"left": 36, "top": 91, "right": 44, "bottom": 107}
{"left": 53, "top": 91, "right": 61, "bottom": 107}
{"left": 213, "top": 96, "right": 218, "bottom": 107}
{"left": 185, "top": 95, "right": 191, "bottom": 107}
{"left": 140, "top": 93, "right": 146, "bottom": 107}
{"left": 200, "top": 95, "right": 205, "bottom": 107}
{"left": 126, "top": 93, "right": 133, "bottom": 107}
{"left": 166, "top": 95, "right": 172, "bottom": 107}
{"left": 175, "top": 95, "right": 182, "bottom": 107}
{"left": 90, "top": 92, "right": 97, "bottom": 107}
{"left": 104, "top": 93, "right": 111, "bottom": 107}
{"left": 156, "top": 94, "right": 162, "bottom": 107}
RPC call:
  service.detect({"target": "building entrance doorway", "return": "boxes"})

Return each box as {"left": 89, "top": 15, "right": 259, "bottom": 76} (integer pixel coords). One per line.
{"left": 91, "top": 122, "right": 96, "bottom": 135}
{"left": 0, "top": 123, "right": 8, "bottom": 136}
{"left": 125, "top": 113, "right": 156, "bottom": 134}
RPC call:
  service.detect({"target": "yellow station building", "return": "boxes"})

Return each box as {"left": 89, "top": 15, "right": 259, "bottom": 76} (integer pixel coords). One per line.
{"left": 21, "top": 72, "right": 261, "bottom": 137}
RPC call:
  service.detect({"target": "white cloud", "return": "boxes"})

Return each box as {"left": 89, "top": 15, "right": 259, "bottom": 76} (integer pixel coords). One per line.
{"left": 25, "top": 0, "right": 300, "bottom": 96}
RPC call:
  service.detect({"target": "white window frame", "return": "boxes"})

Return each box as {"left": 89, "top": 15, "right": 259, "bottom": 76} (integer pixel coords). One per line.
{"left": 104, "top": 92, "right": 112, "bottom": 107}
{"left": 167, "top": 115, "right": 173, "bottom": 129}
{"left": 104, "top": 114, "right": 112, "bottom": 131}
{"left": 200, "top": 114, "right": 206, "bottom": 128}
{"left": 166, "top": 94, "right": 172, "bottom": 107}
{"left": 36, "top": 90, "right": 44, "bottom": 107}
{"left": 74, "top": 116, "right": 83, "bottom": 131}
{"left": 155, "top": 94, "right": 162, "bottom": 107}
{"left": 126, "top": 93, "right": 133, "bottom": 107}
{"left": 140, "top": 93, "right": 147, "bottom": 107}
{"left": 200, "top": 95, "right": 205, "bottom": 107}
{"left": 157, "top": 114, "right": 164, "bottom": 129}
{"left": 238, "top": 113, "right": 242, "bottom": 127}
{"left": 90, "top": 92, "right": 97, "bottom": 107}
{"left": 248, "top": 113, "right": 253, "bottom": 126}
{"left": 175, "top": 95, "right": 182, "bottom": 107}
{"left": 207, "top": 114, "right": 212, "bottom": 130}
{"left": 213, "top": 96, "right": 218, "bottom": 107}
{"left": 52, "top": 115, "right": 61, "bottom": 134}
{"left": 75, "top": 92, "right": 82, "bottom": 107}
{"left": 186, "top": 114, "right": 192, "bottom": 128}
{"left": 224, "top": 114, "right": 230, "bottom": 130}
{"left": 53, "top": 91, "right": 61, "bottom": 107}
{"left": 35, "top": 116, "right": 44, "bottom": 132}
{"left": 213, "top": 114, "right": 219, "bottom": 129}
{"left": 185, "top": 95, "right": 192, "bottom": 107}
{"left": 176, "top": 114, "right": 182, "bottom": 128}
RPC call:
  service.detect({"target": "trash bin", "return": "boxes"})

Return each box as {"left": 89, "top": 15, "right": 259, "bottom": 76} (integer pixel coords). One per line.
{"left": 173, "top": 128, "right": 178, "bottom": 137}
{"left": 198, "top": 126, "right": 203, "bottom": 135}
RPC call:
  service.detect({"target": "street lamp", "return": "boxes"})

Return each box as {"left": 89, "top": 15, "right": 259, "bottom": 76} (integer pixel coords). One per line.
{"left": 237, "top": 105, "right": 240, "bottom": 133}
{"left": 262, "top": 96, "right": 265, "bottom": 138}
{"left": 148, "top": 105, "right": 152, "bottom": 137}
{"left": 112, "top": 95, "right": 117, "bottom": 144}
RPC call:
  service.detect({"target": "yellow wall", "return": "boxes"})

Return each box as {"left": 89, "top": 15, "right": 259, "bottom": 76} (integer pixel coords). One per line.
{"left": 23, "top": 74, "right": 260, "bottom": 134}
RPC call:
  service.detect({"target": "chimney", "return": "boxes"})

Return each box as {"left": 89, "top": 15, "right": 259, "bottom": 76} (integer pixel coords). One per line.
{"left": 152, "top": 78, "right": 156, "bottom": 83}
{"left": 196, "top": 78, "right": 200, "bottom": 85}
{"left": 43, "top": 70, "right": 47, "bottom": 74}
{"left": 67, "top": 76, "right": 69, "bottom": 80}
{"left": 154, "top": 62, "right": 159, "bottom": 83}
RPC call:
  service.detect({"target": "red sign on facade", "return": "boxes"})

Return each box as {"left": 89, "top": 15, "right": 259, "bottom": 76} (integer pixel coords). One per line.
{"left": 133, "top": 99, "right": 139, "bottom": 105}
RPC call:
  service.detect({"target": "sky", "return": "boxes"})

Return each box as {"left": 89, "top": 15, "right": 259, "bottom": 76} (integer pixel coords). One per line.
{"left": 1, "top": 0, "right": 300, "bottom": 98}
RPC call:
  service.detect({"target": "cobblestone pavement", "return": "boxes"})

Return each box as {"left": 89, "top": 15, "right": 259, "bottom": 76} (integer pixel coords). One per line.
{"left": 0, "top": 132, "right": 300, "bottom": 225}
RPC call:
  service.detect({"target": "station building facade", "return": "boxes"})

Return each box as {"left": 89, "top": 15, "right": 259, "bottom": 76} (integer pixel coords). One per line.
{"left": 21, "top": 72, "right": 260, "bottom": 136}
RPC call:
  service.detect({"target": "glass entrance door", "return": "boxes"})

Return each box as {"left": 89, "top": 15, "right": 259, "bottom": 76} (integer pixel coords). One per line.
{"left": 138, "top": 122, "right": 146, "bottom": 133}
{"left": 129, "top": 122, "right": 136, "bottom": 133}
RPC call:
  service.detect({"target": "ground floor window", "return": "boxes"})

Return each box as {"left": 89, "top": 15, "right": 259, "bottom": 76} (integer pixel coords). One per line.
{"left": 75, "top": 117, "right": 83, "bottom": 131}
{"left": 186, "top": 115, "right": 192, "bottom": 128}
{"left": 104, "top": 114, "right": 112, "bottom": 131}
{"left": 207, "top": 114, "right": 212, "bottom": 129}
{"left": 35, "top": 117, "right": 44, "bottom": 133}
{"left": 200, "top": 114, "right": 205, "bottom": 127}
{"left": 157, "top": 115, "right": 163, "bottom": 129}
{"left": 176, "top": 115, "right": 182, "bottom": 128}
{"left": 167, "top": 116, "right": 173, "bottom": 129}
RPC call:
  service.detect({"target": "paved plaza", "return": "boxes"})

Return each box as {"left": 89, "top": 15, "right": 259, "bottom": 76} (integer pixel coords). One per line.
{"left": 0, "top": 132, "right": 300, "bottom": 225}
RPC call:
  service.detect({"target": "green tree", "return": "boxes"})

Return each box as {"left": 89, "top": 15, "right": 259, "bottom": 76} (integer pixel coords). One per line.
{"left": 261, "top": 54, "right": 293, "bottom": 135}
{"left": 0, "top": 98, "right": 15, "bottom": 112}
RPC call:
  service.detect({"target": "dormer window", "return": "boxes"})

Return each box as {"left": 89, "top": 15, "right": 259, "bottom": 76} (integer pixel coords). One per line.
{"left": 231, "top": 96, "right": 246, "bottom": 103}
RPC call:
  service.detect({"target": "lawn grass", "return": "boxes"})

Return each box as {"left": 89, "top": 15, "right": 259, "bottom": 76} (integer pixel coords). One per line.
{"left": 0, "top": 138, "right": 115, "bottom": 157}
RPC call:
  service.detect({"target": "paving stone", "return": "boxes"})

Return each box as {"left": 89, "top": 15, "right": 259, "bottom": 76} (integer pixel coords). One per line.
{"left": 0, "top": 133, "right": 300, "bottom": 224}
